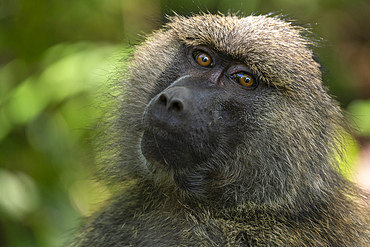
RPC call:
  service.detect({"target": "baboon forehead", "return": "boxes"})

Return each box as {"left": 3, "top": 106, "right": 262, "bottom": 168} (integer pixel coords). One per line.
{"left": 164, "top": 13, "right": 321, "bottom": 90}
{"left": 166, "top": 14, "right": 310, "bottom": 59}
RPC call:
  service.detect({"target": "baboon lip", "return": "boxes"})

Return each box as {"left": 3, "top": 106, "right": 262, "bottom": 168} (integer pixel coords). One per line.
{"left": 141, "top": 127, "right": 208, "bottom": 168}
{"left": 145, "top": 126, "right": 186, "bottom": 145}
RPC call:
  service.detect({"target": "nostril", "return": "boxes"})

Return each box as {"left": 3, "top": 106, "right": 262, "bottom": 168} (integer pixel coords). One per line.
{"left": 170, "top": 100, "right": 183, "bottom": 112}
{"left": 159, "top": 94, "right": 168, "bottom": 106}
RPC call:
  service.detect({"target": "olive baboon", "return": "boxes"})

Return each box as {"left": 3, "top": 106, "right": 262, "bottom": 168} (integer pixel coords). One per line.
{"left": 69, "top": 13, "right": 370, "bottom": 246}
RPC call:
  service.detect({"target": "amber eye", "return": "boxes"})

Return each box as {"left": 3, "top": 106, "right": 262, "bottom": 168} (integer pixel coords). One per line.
{"left": 231, "top": 72, "right": 256, "bottom": 88}
{"left": 194, "top": 52, "right": 212, "bottom": 67}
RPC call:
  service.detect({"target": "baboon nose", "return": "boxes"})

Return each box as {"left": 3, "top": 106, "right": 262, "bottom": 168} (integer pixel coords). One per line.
{"left": 158, "top": 93, "right": 184, "bottom": 112}
{"left": 157, "top": 87, "right": 192, "bottom": 113}
{"left": 143, "top": 86, "right": 197, "bottom": 129}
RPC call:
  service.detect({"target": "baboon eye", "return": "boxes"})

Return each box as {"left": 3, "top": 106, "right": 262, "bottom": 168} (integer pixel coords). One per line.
{"left": 230, "top": 72, "right": 256, "bottom": 88}
{"left": 194, "top": 51, "right": 212, "bottom": 67}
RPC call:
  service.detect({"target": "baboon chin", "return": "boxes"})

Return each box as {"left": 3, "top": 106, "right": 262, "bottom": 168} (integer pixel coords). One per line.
{"left": 69, "top": 13, "right": 370, "bottom": 246}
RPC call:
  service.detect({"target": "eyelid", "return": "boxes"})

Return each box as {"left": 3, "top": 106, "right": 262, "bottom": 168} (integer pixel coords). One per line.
{"left": 192, "top": 45, "right": 214, "bottom": 55}
{"left": 227, "top": 64, "right": 253, "bottom": 75}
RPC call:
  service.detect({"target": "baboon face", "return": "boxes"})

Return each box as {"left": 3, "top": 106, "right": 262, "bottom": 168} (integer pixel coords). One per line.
{"left": 135, "top": 14, "right": 325, "bottom": 200}
{"left": 141, "top": 45, "right": 267, "bottom": 193}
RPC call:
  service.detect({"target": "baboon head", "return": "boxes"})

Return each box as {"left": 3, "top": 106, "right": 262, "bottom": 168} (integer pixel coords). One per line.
{"left": 112, "top": 13, "right": 347, "bottom": 208}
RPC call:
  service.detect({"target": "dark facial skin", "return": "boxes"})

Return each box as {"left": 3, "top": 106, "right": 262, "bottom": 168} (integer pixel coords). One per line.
{"left": 141, "top": 45, "right": 266, "bottom": 193}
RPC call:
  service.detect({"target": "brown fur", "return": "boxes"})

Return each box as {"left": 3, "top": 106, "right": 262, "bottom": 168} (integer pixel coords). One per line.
{"left": 69, "top": 13, "right": 370, "bottom": 246}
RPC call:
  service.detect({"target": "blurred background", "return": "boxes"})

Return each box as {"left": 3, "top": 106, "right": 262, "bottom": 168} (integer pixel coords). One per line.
{"left": 0, "top": 0, "right": 369, "bottom": 246}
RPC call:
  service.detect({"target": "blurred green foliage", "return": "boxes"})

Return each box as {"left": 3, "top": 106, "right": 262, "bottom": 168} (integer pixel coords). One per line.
{"left": 0, "top": 0, "right": 369, "bottom": 246}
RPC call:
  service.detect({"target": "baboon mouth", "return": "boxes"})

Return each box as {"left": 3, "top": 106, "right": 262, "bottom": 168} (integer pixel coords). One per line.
{"left": 141, "top": 128, "right": 209, "bottom": 168}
